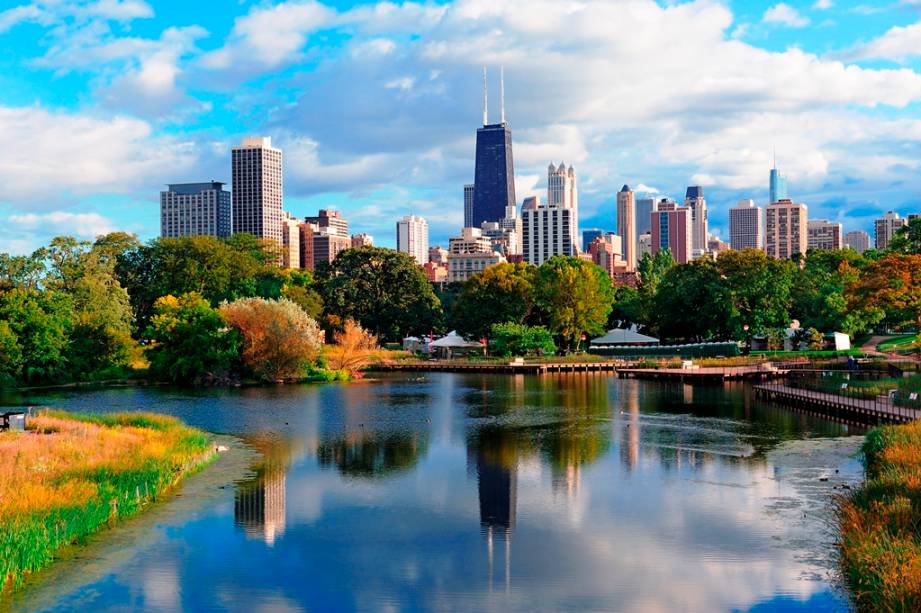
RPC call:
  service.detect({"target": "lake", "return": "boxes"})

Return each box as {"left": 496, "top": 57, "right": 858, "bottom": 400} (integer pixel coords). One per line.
{"left": 3, "top": 373, "right": 864, "bottom": 612}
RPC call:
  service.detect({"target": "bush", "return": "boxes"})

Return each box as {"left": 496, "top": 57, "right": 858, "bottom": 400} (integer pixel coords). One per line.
{"left": 490, "top": 322, "right": 556, "bottom": 357}
{"left": 325, "top": 319, "right": 378, "bottom": 376}
{"left": 220, "top": 297, "right": 322, "bottom": 381}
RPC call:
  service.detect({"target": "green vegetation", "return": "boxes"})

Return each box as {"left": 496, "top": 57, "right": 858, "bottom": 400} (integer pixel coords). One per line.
{"left": 489, "top": 323, "right": 556, "bottom": 357}
{"left": 877, "top": 335, "right": 920, "bottom": 352}
{"left": 839, "top": 422, "right": 921, "bottom": 612}
{"left": 0, "top": 411, "right": 215, "bottom": 594}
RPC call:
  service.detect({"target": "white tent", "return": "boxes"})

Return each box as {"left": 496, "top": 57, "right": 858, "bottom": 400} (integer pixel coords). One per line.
{"left": 590, "top": 328, "right": 660, "bottom": 346}
{"left": 430, "top": 331, "right": 482, "bottom": 358}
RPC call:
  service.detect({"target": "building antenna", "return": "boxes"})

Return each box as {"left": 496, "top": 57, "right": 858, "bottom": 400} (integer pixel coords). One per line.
{"left": 773, "top": 145, "right": 776, "bottom": 170}
{"left": 500, "top": 65, "right": 506, "bottom": 124}
{"left": 482, "top": 66, "right": 489, "bottom": 126}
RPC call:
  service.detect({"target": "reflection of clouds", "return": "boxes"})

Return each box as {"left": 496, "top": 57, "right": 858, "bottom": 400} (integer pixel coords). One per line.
{"left": 141, "top": 561, "right": 181, "bottom": 612}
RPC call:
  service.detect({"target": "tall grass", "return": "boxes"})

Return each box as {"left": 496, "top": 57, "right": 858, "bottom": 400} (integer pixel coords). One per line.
{"left": 0, "top": 411, "right": 214, "bottom": 595}
{"left": 838, "top": 422, "right": 921, "bottom": 612}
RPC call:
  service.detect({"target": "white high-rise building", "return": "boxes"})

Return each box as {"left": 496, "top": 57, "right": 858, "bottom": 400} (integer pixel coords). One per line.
{"left": 396, "top": 215, "right": 429, "bottom": 265}
{"left": 685, "top": 186, "right": 708, "bottom": 256}
{"left": 547, "top": 162, "right": 577, "bottom": 209}
{"left": 616, "top": 185, "right": 636, "bottom": 270}
{"left": 522, "top": 203, "right": 577, "bottom": 265}
{"left": 729, "top": 199, "right": 763, "bottom": 250}
{"left": 874, "top": 211, "right": 907, "bottom": 250}
{"left": 844, "top": 230, "right": 870, "bottom": 253}
{"left": 231, "top": 137, "right": 283, "bottom": 244}
{"left": 281, "top": 213, "right": 301, "bottom": 269}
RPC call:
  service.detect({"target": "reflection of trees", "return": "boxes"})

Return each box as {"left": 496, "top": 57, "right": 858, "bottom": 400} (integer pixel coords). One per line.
{"left": 316, "top": 432, "right": 428, "bottom": 478}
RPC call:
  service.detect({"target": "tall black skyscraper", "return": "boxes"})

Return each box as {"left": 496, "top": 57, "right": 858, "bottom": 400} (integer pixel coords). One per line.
{"left": 471, "top": 68, "right": 516, "bottom": 226}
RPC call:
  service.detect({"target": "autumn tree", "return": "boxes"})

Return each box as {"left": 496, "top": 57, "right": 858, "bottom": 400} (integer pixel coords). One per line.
{"left": 534, "top": 256, "right": 614, "bottom": 351}
{"left": 848, "top": 254, "right": 921, "bottom": 334}
{"left": 326, "top": 319, "right": 378, "bottom": 376}
{"left": 220, "top": 297, "right": 322, "bottom": 381}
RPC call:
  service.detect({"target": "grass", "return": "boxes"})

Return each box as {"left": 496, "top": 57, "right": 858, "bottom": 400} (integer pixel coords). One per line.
{"left": 838, "top": 422, "right": 921, "bottom": 612}
{"left": 877, "top": 335, "right": 920, "bottom": 352}
{"left": 0, "top": 410, "right": 215, "bottom": 595}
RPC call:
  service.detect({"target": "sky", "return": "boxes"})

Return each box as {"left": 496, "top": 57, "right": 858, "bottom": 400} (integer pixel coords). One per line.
{"left": 2, "top": 0, "right": 921, "bottom": 253}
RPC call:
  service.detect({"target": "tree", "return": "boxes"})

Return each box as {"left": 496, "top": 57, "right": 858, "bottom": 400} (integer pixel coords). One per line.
{"left": 326, "top": 319, "right": 378, "bottom": 376}
{"left": 634, "top": 250, "right": 675, "bottom": 334}
{"left": 146, "top": 293, "right": 241, "bottom": 384}
{"left": 654, "top": 258, "right": 734, "bottom": 342}
{"left": 0, "top": 288, "right": 70, "bottom": 383}
{"left": 848, "top": 254, "right": 921, "bottom": 334}
{"left": 534, "top": 256, "right": 614, "bottom": 351}
{"left": 316, "top": 248, "right": 441, "bottom": 341}
{"left": 888, "top": 217, "right": 921, "bottom": 255}
{"left": 716, "top": 249, "right": 795, "bottom": 339}
{"left": 451, "top": 263, "right": 540, "bottom": 339}
{"left": 220, "top": 297, "right": 322, "bottom": 381}
{"left": 0, "top": 320, "right": 23, "bottom": 386}
{"left": 792, "top": 249, "right": 879, "bottom": 336}
{"left": 490, "top": 322, "right": 555, "bottom": 357}
{"left": 608, "top": 284, "right": 643, "bottom": 330}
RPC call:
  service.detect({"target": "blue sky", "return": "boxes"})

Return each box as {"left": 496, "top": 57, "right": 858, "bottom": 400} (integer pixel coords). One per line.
{"left": 2, "top": 0, "right": 921, "bottom": 253}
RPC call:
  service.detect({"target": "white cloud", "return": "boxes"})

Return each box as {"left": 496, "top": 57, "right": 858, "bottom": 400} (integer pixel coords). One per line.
{"left": 812, "top": 0, "right": 833, "bottom": 9}
{"left": 845, "top": 21, "right": 921, "bottom": 62}
{"left": 763, "top": 3, "right": 810, "bottom": 28}
{"left": 7, "top": 211, "right": 116, "bottom": 239}
{"left": 0, "top": 4, "right": 44, "bottom": 34}
{"left": 85, "top": 0, "right": 153, "bottom": 21}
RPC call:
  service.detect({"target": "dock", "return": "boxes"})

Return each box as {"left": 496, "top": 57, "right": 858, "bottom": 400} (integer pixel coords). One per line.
{"left": 754, "top": 383, "right": 919, "bottom": 425}
{"left": 370, "top": 361, "right": 621, "bottom": 374}
{"left": 617, "top": 365, "right": 788, "bottom": 382}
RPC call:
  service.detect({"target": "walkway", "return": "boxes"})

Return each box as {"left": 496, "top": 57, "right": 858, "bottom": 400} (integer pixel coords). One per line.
{"left": 754, "top": 383, "right": 920, "bottom": 425}
{"left": 618, "top": 365, "right": 787, "bottom": 382}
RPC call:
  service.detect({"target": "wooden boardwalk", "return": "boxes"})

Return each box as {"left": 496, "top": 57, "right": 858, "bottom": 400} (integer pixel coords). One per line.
{"left": 618, "top": 365, "right": 787, "bottom": 382}
{"left": 370, "top": 361, "right": 620, "bottom": 374}
{"left": 754, "top": 383, "right": 920, "bottom": 425}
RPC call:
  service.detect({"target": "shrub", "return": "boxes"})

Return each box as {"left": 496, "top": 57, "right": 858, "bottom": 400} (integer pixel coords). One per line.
{"left": 325, "top": 319, "right": 378, "bottom": 376}
{"left": 220, "top": 297, "right": 322, "bottom": 381}
{"left": 490, "top": 322, "right": 556, "bottom": 357}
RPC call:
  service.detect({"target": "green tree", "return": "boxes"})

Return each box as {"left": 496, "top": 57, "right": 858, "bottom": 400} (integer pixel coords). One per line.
{"left": 535, "top": 256, "right": 614, "bottom": 351}
{"left": 0, "top": 288, "right": 70, "bottom": 383}
{"left": 634, "top": 250, "right": 675, "bottom": 334}
{"left": 146, "top": 293, "right": 242, "bottom": 384}
{"left": 792, "top": 249, "right": 879, "bottom": 335}
{"left": 716, "top": 249, "right": 795, "bottom": 339}
{"left": 848, "top": 254, "right": 921, "bottom": 334}
{"left": 608, "top": 284, "right": 643, "bottom": 330}
{"left": 316, "top": 248, "right": 441, "bottom": 341}
{"left": 451, "top": 263, "right": 540, "bottom": 339}
{"left": 888, "top": 217, "right": 921, "bottom": 255}
{"left": 490, "top": 322, "right": 556, "bottom": 357}
{"left": 654, "top": 258, "right": 733, "bottom": 342}
{"left": 0, "top": 320, "right": 23, "bottom": 386}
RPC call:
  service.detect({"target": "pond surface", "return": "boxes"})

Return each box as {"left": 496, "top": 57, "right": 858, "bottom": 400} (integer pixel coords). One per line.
{"left": 3, "top": 373, "right": 864, "bottom": 612}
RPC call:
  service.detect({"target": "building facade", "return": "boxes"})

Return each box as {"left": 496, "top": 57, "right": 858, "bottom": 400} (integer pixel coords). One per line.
{"left": 765, "top": 199, "right": 808, "bottom": 259}
{"left": 684, "top": 185, "right": 708, "bottom": 256}
{"left": 729, "top": 199, "right": 763, "bottom": 250}
{"left": 616, "top": 185, "right": 636, "bottom": 270}
{"left": 472, "top": 123, "right": 516, "bottom": 226}
{"left": 160, "top": 181, "right": 231, "bottom": 238}
{"left": 522, "top": 203, "right": 577, "bottom": 265}
{"left": 650, "top": 201, "right": 692, "bottom": 264}
{"left": 397, "top": 215, "right": 429, "bottom": 265}
{"left": 874, "top": 211, "right": 907, "bottom": 250}
{"left": 807, "top": 219, "right": 843, "bottom": 251}
{"left": 463, "top": 184, "right": 475, "bottom": 228}
{"left": 232, "top": 137, "right": 283, "bottom": 244}
{"left": 351, "top": 233, "right": 373, "bottom": 248}
{"left": 547, "top": 163, "right": 577, "bottom": 209}
{"left": 281, "top": 213, "right": 300, "bottom": 269}
{"left": 769, "top": 164, "right": 788, "bottom": 205}
{"left": 844, "top": 230, "right": 870, "bottom": 253}
{"left": 305, "top": 209, "right": 348, "bottom": 237}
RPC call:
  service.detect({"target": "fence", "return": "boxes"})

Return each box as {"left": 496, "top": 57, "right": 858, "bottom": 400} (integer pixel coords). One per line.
{"left": 771, "top": 370, "right": 921, "bottom": 422}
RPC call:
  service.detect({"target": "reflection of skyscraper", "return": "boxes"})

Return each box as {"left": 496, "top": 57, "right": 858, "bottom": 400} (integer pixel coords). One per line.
{"left": 477, "top": 453, "right": 517, "bottom": 532}
{"left": 619, "top": 381, "right": 641, "bottom": 470}
{"left": 234, "top": 464, "right": 286, "bottom": 546}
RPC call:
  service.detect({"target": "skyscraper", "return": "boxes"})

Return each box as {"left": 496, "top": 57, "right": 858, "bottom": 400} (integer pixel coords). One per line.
{"left": 635, "top": 197, "right": 657, "bottom": 237}
{"left": 396, "top": 215, "right": 429, "bottom": 265}
{"left": 616, "top": 185, "right": 636, "bottom": 270}
{"left": 463, "top": 184, "right": 475, "bottom": 228}
{"left": 844, "top": 230, "right": 870, "bottom": 253}
{"left": 807, "top": 219, "right": 843, "bottom": 251}
{"left": 874, "top": 211, "right": 907, "bottom": 250}
{"left": 232, "top": 137, "right": 283, "bottom": 244}
{"left": 281, "top": 212, "right": 301, "bottom": 269}
{"left": 305, "top": 209, "right": 350, "bottom": 267}
{"left": 765, "top": 199, "right": 807, "bottom": 259}
{"left": 160, "top": 181, "right": 231, "bottom": 238}
{"left": 650, "top": 201, "right": 692, "bottom": 264}
{"left": 769, "top": 158, "right": 788, "bottom": 204}
{"left": 685, "top": 186, "right": 708, "bottom": 255}
{"left": 729, "top": 199, "right": 763, "bottom": 250}
{"left": 522, "top": 201, "right": 577, "bottom": 265}
{"left": 547, "top": 163, "right": 577, "bottom": 209}
{"left": 471, "top": 68, "right": 516, "bottom": 226}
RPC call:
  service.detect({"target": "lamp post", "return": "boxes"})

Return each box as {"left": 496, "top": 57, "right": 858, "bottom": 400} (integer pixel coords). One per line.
{"left": 743, "top": 324, "right": 751, "bottom": 355}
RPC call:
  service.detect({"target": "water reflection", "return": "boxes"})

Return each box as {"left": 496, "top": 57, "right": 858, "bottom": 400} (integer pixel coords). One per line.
{"left": 5, "top": 374, "right": 863, "bottom": 613}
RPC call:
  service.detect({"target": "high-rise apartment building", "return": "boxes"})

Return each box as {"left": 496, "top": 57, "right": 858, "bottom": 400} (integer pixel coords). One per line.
{"left": 463, "top": 184, "right": 475, "bottom": 228}
{"left": 588, "top": 235, "right": 628, "bottom": 280}
{"left": 684, "top": 186, "right": 708, "bottom": 255}
{"left": 471, "top": 70, "right": 515, "bottom": 226}
{"left": 232, "top": 137, "right": 283, "bottom": 244}
{"left": 769, "top": 162, "right": 787, "bottom": 204}
{"left": 351, "top": 233, "right": 373, "bottom": 248}
{"left": 522, "top": 200, "right": 578, "bottom": 265}
{"left": 807, "top": 219, "right": 843, "bottom": 251}
{"left": 446, "top": 227, "right": 504, "bottom": 282}
{"left": 650, "top": 201, "right": 692, "bottom": 264}
{"left": 616, "top": 185, "right": 636, "bottom": 270}
{"left": 304, "top": 209, "right": 350, "bottom": 268}
{"left": 397, "top": 215, "right": 429, "bottom": 265}
{"left": 298, "top": 223, "right": 316, "bottom": 270}
{"left": 729, "top": 199, "right": 763, "bottom": 250}
{"left": 844, "top": 230, "right": 870, "bottom": 253}
{"left": 765, "top": 199, "right": 808, "bottom": 259}
{"left": 281, "top": 213, "right": 301, "bottom": 269}
{"left": 160, "top": 181, "right": 231, "bottom": 238}
{"left": 305, "top": 209, "right": 348, "bottom": 237}
{"left": 874, "top": 211, "right": 907, "bottom": 250}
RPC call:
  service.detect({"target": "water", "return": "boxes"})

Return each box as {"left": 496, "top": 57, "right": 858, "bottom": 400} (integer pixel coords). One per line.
{"left": 3, "top": 373, "right": 864, "bottom": 612}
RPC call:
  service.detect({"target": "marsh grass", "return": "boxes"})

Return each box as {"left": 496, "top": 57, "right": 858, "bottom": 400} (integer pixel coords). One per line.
{"left": 0, "top": 410, "right": 214, "bottom": 595}
{"left": 839, "top": 422, "right": 921, "bottom": 612}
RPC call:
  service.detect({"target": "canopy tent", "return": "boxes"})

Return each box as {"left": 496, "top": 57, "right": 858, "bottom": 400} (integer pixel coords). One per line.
{"left": 590, "top": 328, "right": 660, "bottom": 347}
{"left": 430, "top": 331, "right": 483, "bottom": 358}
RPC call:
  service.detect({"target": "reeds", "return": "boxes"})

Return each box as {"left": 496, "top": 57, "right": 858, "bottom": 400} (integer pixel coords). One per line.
{"left": 0, "top": 411, "right": 214, "bottom": 594}
{"left": 839, "top": 422, "right": 921, "bottom": 612}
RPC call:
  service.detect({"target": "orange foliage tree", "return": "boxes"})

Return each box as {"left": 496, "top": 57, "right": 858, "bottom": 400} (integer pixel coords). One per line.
{"left": 219, "top": 297, "right": 322, "bottom": 381}
{"left": 326, "top": 319, "right": 378, "bottom": 376}
{"left": 848, "top": 254, "right": 921, "bottom": 333}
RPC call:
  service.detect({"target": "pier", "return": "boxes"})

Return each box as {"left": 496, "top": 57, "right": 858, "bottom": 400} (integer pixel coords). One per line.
{"left": 617, "top": 365, "right": 788, "bottom": 382}
{"left": 370, "top": 361, "right": 621, "bottom": 374}
{"left": 754, "top": 383, "right": 920, "bottom": 425}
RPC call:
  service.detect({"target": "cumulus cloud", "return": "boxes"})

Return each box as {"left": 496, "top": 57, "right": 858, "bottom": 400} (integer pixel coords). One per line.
{"left": 763, "top": 3, "right": 810, "bottom": 28}
{"left": 7, "top": 211, "right": 116, "bottom": 238}
{"left": 813, "top": 0, "right": 833, "bottom": 9}
{"left": 844, "top": 21, "right": 921, "bottom": 63}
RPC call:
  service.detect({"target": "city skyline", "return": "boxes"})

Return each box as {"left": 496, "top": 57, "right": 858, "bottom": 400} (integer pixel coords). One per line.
{"left": 3, "top": 0, "right": 921, "bottom": 254}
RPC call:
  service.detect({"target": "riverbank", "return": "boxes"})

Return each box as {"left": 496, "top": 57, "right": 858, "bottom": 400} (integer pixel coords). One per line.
{"left": 838, "top": 421, "right": 921, "bottom": 611}
{"left": 0, "top": 411, "right": 219, "bottom": 596}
